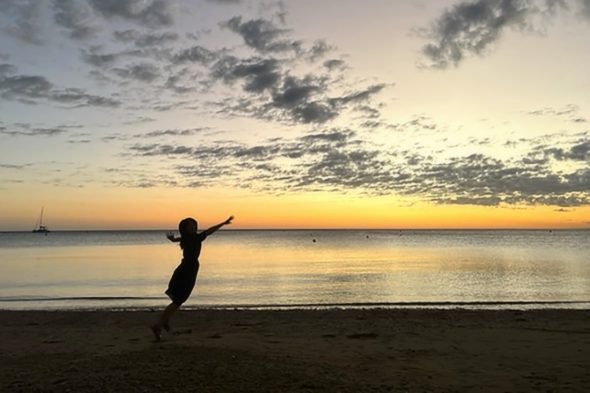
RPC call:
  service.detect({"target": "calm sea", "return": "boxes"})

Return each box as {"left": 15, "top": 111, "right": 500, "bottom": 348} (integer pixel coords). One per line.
{"left": 0, "top": 230, "right": 589, "bottom": 310}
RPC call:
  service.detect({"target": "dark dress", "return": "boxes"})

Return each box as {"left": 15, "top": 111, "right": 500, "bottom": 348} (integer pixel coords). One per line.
{"left": 165, "top": 232, "right": 207, "bottom": 306}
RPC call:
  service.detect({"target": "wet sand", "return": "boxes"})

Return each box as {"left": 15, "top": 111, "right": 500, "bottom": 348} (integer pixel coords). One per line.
{"left": 1, "top": 309, "right": 589, "bottom": 392}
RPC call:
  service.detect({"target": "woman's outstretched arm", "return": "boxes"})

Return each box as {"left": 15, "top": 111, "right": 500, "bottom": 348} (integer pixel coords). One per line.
{"left": 166, "top": 232, "right": 180, "bottom": 242}
{"left": 202, "top": 216, "right": 234, "bottom": 237}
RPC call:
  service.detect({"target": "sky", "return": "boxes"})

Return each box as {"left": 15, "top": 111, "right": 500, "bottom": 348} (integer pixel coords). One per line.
{"left": 0, "top": 0, "right": 589, "bottom": 230}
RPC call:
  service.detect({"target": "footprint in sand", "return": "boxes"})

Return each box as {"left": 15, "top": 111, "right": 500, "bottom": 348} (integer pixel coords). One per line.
{"left": 346, "top": 332, "right": 378, "bottom": 339}
{"left": 42, "top": 339, "right": 64, "bottom": 344}
{"left": 171, "top": 329, "right": 192, "bottom": 335}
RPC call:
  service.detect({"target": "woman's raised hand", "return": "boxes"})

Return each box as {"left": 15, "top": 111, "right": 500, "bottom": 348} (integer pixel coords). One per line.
{"left": 224, "top": 216, "right": 234, "bottom": 225}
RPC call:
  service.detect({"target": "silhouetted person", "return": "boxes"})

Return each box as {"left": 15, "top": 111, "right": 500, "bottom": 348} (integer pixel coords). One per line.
{"left": 151, "top": 215, "right": 233, "bottom": 341}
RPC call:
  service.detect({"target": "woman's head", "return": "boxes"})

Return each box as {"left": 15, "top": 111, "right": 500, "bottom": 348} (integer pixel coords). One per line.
{"left": 178, "top": 217, "right": 197, "bottom": 236}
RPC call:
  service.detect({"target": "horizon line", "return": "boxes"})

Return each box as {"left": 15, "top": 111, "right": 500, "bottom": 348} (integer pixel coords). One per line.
{"left": 1, "top": 227, "right": 589, "bottom": 233}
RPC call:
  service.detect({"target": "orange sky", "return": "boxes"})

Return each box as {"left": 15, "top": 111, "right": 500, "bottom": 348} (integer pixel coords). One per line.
{"left": 2, "top": 185, "right": 588, "bottom": 230}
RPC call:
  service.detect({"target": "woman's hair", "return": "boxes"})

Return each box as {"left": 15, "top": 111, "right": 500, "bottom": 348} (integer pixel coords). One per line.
{"left": 178, "top": 217, "right": 198, "bottom": 249}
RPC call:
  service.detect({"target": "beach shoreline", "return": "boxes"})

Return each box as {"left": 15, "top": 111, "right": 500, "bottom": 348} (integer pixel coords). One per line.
{"left": 1, "top": 308, "right": 589, "bottom": 392}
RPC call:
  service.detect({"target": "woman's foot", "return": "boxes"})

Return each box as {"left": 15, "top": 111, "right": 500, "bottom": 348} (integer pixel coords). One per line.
{"left": 151, "top": 324, "right": 162, "bottom": 342}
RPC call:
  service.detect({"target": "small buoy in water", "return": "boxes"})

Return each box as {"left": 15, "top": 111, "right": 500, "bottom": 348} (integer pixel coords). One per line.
{"left": 366, "top": 235, "right": 369, "bottom": 238}
{"left": 312, "top": 238, "right": 316, "bottom": 243}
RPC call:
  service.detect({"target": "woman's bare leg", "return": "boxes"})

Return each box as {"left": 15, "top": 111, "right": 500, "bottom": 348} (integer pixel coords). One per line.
{"left": 151, "top": 302, "right": 179, "bottom": 341}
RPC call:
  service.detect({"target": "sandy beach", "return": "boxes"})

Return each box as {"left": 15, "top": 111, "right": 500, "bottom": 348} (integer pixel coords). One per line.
{"left": 0, "top": 308, "right": 589, "bottom": 392}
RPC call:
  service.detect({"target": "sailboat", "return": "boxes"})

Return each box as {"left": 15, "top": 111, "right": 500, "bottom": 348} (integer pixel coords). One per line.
{"left": 32, "top": 207, "right": 50, "bottom": 234}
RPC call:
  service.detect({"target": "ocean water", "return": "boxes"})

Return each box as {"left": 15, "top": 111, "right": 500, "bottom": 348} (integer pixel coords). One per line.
{"left": 0, "top": 230, "right": 589, "bottom": 310}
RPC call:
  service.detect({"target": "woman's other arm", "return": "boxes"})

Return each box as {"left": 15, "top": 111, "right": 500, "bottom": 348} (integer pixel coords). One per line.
{"left": 166, "top": 232, "right": 181, "bottom": 242}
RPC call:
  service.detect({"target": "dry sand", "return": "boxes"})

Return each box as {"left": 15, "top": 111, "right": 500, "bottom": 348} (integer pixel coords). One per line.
{"left": 1, "top": 308, "right": 589, "bottom": 392}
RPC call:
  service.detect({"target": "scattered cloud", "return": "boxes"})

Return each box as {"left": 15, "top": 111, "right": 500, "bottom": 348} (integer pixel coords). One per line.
{"left": 206, "top": 51, "right": 386, "bottom": 125}
{"left": 578, "top": 0, "right": 590, "bottom": 19}
{"left": 205, "top": 0, "right": 243, "bottom": 4}
{"left": 0, "top": 0, "right": 44, "bottom": 45}
{"left": 141, "top": 128, "right": 210, "bottom": 137}
{"left": 527, "top": 104, "right": 587, "bottom": 123}
{"left": 0, "top": 66, "right": 120, "bottom": 107}
{"left": 420, "top": 0, "right": 566, "bottom": 69}
{"left": 323, "top": 59, "right": 347, "bottom": 71}
{"left": 113, "top": 29, "right": 179, "bottom": 47}
{"left": 0, "top": 123, "right": 80, "bottom": 137}
{"left": 53, "top": 0, "right": 98, "bottom": 40}
{"left": 0, "top": 163, "right": 31, "bottom": 169}
{"left": 173, "top": 46, "right": 221, "bottom": 66}
{"left": 124, "top": 128, "right": 590, "bottom": 207}
{"left": 113, "top": 63, "right": 160, "bottom": 83}
{"left": 88, "top": 0, "right": 174, "bottom": 28}
{"left": 544, "top": 138, "right": 590, "bottom": 161}
{"left": 304, "top": 40, "right": 334, "bottom": 62}
{"left": 223, "top": 16, "right": 299, "bottom": 53}
{"left": 101, "top": 127, "right": 211, "bottom": 142}
{"left": 81, "top": 47, "right": 123, "bottom": 67}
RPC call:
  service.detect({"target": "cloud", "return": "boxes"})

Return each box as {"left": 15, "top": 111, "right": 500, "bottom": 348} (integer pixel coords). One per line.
{"left": 305, "top": 40, "right": 334, "bottom": 62}
{"left": 420, "top": 0, "right": 563, "bottom": 69}
{"left": 323, "top": 59, "right": 347, "bottom": 71}
{"left": 411, "top": 153, "right": 590, "bottom": 206}
{"left": 101, "top": 127, "right": 210, "bottom": 142}
{"left": 51, "top": 88, "right": 121, "bottom": 107}
{"left": 3, "top": 4, "right": 385, "bottom": 127}
{"left": 124, "top": 130, "right": 590, "bottom": 206}
{"left": 578, "top": 0, "right": 590, "bottom": 18}
{"left": 113, "top": 29, "right": 178, "bottom": 47}
{"left": 527, "top": 104, "right": 587, "bottom": 123}
{"left": 330, "top": 84, "right": 387, "bottom": 106}
{"left": 0, "top": 64, "right": 18, "bottom": 77}
{"left": 0, "top": 163, "right": 31, "bottom": 169}
{"left": 173, "top": 46, "right": 219, "bottom": 65}
{"left": 0, "top": 0, "right": 44, "bottom": 44}
{"left": 544, "top": 138, "right": 590, "bottom": 161}
{"left": 223, "top": 16, "right": 299, "bottom": 53}
{"left": 81, "top": 47, "right": 123, "bottom": 67}
{"left": 0, "top": 123, "right": 76, "bottom": 137}
{"left": 206, "top": 51, "right": 386, "bottom": 124}
{"left": 88, "top": 0, "right": 173, "bottom": 28}
{"left": 206, "top": 0, "right": 242, "bottom": 4}
{"left": 271, "top": 76, "right": 320, "bottom": 108}
{"left": 113, "top": 63, "right": 160, "bottom": 82}
{"left": 211, "top": 55, "right": 281, "bottom": 92}
{"left": 555, "top": 207, "right": 571, "bottom": 212}
{"left": 0, "top": 69, "right": 120, "bottom": 107}
{"left": 140, "top": 128, "right": 210, "bottom": 137}
{"left": 0, "top": 75, "right": 54, "bottom": 101}
{"left": 122, "top": 116, "right": 156, "bottom": 125}
{"left": 390, "top": 115, "right": 440, "bottom": 132}
{"left": 53, "top": 0, "right": 97, "bottom": 39}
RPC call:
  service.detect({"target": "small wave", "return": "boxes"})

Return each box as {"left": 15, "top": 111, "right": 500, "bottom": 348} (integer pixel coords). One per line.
{"left": 0, "top": 296, "right": 162, "bottom": 302}
{"left": 186, "top": 300, "right": 590, "bottom": 309}
{"left": 2, "top": 297, "right": 589, "bottom": 308}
